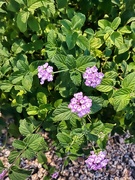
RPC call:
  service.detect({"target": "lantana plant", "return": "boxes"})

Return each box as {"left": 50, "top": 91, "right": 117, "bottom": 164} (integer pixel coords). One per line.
{"left": 0, "top": 0, "right": 135, "bottom": 179}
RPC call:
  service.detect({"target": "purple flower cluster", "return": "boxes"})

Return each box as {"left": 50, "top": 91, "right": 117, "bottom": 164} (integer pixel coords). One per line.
{"left": 68, "top": 92, "right": 92, "bottom": 117}
{"left": 0, "top": 170, "right": 7, "bottom": 180}
{"left": 38, "top": 63, "right": 53, "bottom": 84}
{"left": 85, "top": 151, "right": 108, "bottom": 170}
{"left": 51, "top": 172, "right": 59, "bottom": 179}
{"left": 83, "top": 66, "right": 104, "bottom": 88}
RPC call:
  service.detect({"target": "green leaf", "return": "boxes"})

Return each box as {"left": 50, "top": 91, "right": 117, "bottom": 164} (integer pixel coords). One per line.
{"left": 104, "top": 123, "right": 115, "bottom": 135}
{"left": 90, "top": 121, "right": 114, "bottom": 138}
{"left": 10, "top": 72, "right": 24, "bottom": 84}
{"left": 98, "top": 19, "right": 111, "bottom": 29}
{"left": 0, "top": 47, "right": 9, "bottom": 57}
{"left": 57, "top": 132, "right": 71, "bottom": 146}
{"left": 119, "top": 26, "right": 131, "bottom": 34}
{"left": 11, "top": 40, "right": 25, "bottom": 54}
{"left": 9, "top": 166, "right": 31, "bottom": 180}
{"left": 21, "top": 148, "right": 35, "bottom": 159}
{"left": 85, "top": 132, "right": 98, "bottom": 142}
{"left": 13, "top": 140, "right": 26, "bottom": 150}
{"left": 76, "top": 55, "right": 96, "bottom": 71}
{"left": 96, "top": 78, "right": 114, "bottom": 92}
{"left": 51, "top": 54, "right": 68, "bottom": 70}
{"left": 8, "top": 123, "right": 20, "bottom": 138}
{"left": 46, "top": 29, "right": 57, "bottom": 49}
{"left": 52, "top": 102, "right": 72, "bottom": 122}
{"left": 90, "top": 121, "right": 104, "bottom": 135}
{"left": 71, "top": 13, "right": 86, "bottom": 30}
{"left": 0, "top": 160, "right": 4, "bottom": 172}
{"left": 22, "top": 73, "right": 33, "bottom": 92}
{"left": 90, "top": 37, "right": 103, "bottom": 49}
{"left": 128, "top": 62, "right": 135, "bottom": 71}
{"left": 16, "top": 60, "right": 29, "bottom": 72}
{"left": 28, "top": 15, "right": 39, "bottom": 32}
{"left": 56, "top": 72, "right": 78, "bottom": 98}
{"left": 17, "top": 11, "right": 29, "bottom": 32}
{"left": 60, "top": 19, "right": 72, "bottom": 34}
{"left": 51, "top": 54, "right": 76, "bottom": 70}
{"left": 76, "top": 35, "right": 89, "bottom": 50}
{"left": 59, "top": 120, "right": 68, "bottom": 131}
{"left": 37, "top": 152, "right": 47, "bottom": 165}
{"left": 89, "top": 96, "right": 104, "bottom": 114}
{"left": 110, "top": 88, "right": 131, "bottom": 111}
{"left": 66, "top": 32, "right": 78, "bottom": 50}
{"left": 122, "top": 72, "right": 135, "bottom": 90}
{"left": 28, "top": 1, "right": 43, "bottom": 14}
{"left": 84, "top": 28, "right": 94, "bottom": 36}
{"left": 105, "top": 71, "right": 117, "bottom": 79}
{"left": 110, "top": 32, "right": 123, "bottom": 48}
{"left": 37, "top": 92, "right": 47, "bottom": 104}
{"left": 29, "top": 60, "right": 44, "bottom": 75}
{"left": 131, "top": 22, "right": 135, "bottom": 33}
{"left": 47, "top": 1, "right": 55, "bottom": 16}
{"left": 118, "top": 44, "right": 130, "bottom": 54}
{"left": 0, "top": 81, "right": 13, "bottom": 92}
{"left": 70, "top": 71, "right": 81, "bottom": 86}
{"left": 24, "top": 134, "right": 46, "bottom": 151}
{"left": 27, "top": 0, "right": 39, "bottom": 7}
{"left": 39, "top": 104, "right": 52, "bottom": 115}
{"left": 14, "top": 0, "right": 24, "bottom": 5}
{"left": 56, "top": 0, "right": 67, "bottom": 9}
{"left": 19, "top": 119, "right": 34, "bottom": 136}
{"left": 7, "top": 0, "right": 20, "bottom": 12}
{"left": 8, "top": 151, "right": 20, "bottom": 164}
{"left": 70, "top": 133, "right": 84, "bottom": 151}
{"left": 70, "top": 118, "right": 78, "bottom": 129}
{"left": 65, "top": 55, "right": 76, "bottom": 69}
{"left": 0, "top": 1, "right": 6, "bottom": 8}
{"left": 26, "top": 106, "right": 39, "bottom": 116}
{"left": 111, "top": 17, "right": 121, "bottom": 30}
{"left": 127, "top": 17, "right": 135, "bottom": 24}
{"left": 54, "top": 99, "right": 63, "bottom": 108}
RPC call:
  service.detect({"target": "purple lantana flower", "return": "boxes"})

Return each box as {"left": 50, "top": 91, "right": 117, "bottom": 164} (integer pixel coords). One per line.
{"left": 85, "top": 151, "right": 108, "bottom": 170}
{"left": 0, "top": 170, "right": 7, "bottom": 180}
{"left": 68, "top": 92, "right": 92, "bottom": 117}
{"left": 83, "top": 66, "right": 104, "bottom": 88}
{"left": 38, "top": 63, "right": 53, "bottom": 84}
{"left": 51, "top": 171, "right": 59, "bottom": 179}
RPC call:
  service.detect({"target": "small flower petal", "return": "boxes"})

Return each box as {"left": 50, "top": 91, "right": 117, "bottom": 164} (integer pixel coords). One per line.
{"left": 38, "top": 63, "right": 54, "bottom": 84}
{"left": 68, "top": 92, "right": 92, "bottom": 118}
{"left": 51, "top": 172, "right": 59, "bottom": 179}
{"left": 85, "top": 151, "right": 108, "bottom": 170}
{"left": 83, "top": 66, "right": 104, "bottom": 88}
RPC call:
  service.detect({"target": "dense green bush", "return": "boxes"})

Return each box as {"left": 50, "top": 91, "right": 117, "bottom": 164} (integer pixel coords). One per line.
{"left": 0, "top": 0, "right": 135, "bottom": 179}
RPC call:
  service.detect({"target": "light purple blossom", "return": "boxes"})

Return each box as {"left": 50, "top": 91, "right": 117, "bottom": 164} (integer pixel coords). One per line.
{"left": 83, "top": 66, "right": 104, "bottom": 88}
{"left": 38, "top": 63, "right": 53, "bottom": 84}
{"left": 68, "top": 92, "right": 92, "bottom": 117}
{"left": 51, "top": 171, "right": 59, "bottom": 179}
{"left": 85, "top": 151, "right": 108, "bottom": 170}
{"left": 0, "top": 170, "right": 7, "bottom": 180}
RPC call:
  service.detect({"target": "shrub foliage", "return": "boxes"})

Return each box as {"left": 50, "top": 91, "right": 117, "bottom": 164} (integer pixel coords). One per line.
{"left": 0, "top": 0, "right": 135, "bottom": 179}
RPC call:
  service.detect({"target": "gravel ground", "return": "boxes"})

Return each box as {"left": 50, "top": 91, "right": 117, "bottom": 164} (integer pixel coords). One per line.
{"left": 0, "top": 129, "right": 135, "bottom": 180}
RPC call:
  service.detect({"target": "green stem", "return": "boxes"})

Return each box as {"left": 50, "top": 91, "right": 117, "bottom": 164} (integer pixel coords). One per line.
{"left": 75, "top": 68, "right": 84, "bottom": 73}
{"left": 92, "top": 146, "right": 96, "bottom": 152}
{"left": 87, "top": 114, "right": 91, "bottom": 122}
{"left": 118, "top": 75, "right": 124, "bottom": 80}
{"left": 53, "top": 69, "right": 69, "bottom": 74}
